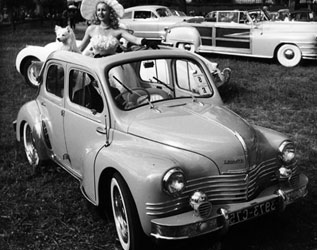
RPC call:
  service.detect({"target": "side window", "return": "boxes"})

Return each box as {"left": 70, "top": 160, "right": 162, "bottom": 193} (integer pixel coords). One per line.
{"left": 46, "top": 64, "right": 64, "bottom": 98}
{"left": 175, "top": 60, "right": 212, "bottom": 96}
{"left": 134, "top": 11, "right": 152, "bottom": 19}
{"left": 69, "top": 70, "right": 104, "bottom": 113}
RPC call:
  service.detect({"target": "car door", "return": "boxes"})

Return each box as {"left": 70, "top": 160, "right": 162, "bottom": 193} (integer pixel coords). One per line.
{"left": 213, "top": 11, "right": 252, "bottom": 54}
{"left": 130, "top": 10, "right": 160, "bottom": 38}
{"left": 38, "top": 61, "right": 69, "bottom": 166}
{"left": 63, "top": 67, "right": 109, "bottom": 177}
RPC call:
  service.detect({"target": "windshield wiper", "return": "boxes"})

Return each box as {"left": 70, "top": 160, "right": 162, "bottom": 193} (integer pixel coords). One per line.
{"left": 112, "top": 75, "right": 160, "bottom": 112}
{"left": 112, "top": 75, "right": 133, "bottom": 94}
{"left": 153, "top": 76, "right": 174, "bottom": 92}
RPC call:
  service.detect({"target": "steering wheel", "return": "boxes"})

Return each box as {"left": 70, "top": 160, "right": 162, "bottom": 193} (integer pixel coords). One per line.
{"left": 115, "top": 87, "right": 151, "bottom": 109}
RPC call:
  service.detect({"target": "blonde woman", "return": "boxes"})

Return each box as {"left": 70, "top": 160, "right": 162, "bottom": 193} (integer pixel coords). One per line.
{"left": 79, "top": 0, "right": 155, "bottom": 57}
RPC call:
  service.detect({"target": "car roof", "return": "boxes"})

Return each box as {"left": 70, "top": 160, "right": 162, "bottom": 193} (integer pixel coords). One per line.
{"left": 47, "top": 50, "right": 98, "bottom": 69}
{"left": 124, "top": 5, "right": 169, "bottom": 12}
{"left": 46, "top": 48, "right": 199, "bottom": 71}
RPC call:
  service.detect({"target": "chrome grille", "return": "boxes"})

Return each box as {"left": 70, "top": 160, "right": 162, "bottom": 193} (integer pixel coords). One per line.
{"left": 146, "top": 158, "right": 298, "bottom": 216}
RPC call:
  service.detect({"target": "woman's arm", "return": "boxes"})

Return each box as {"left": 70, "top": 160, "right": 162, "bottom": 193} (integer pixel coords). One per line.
{"left": 120, "top": 29, "right": 143, "bottom": 45}
{"left": 78, "top": 26, "right": 93, "bottom": 52}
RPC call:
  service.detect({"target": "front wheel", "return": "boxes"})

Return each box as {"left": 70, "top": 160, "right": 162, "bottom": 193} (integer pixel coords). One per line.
{"left": 23, "top": 122, "right": 41, "bottom": 167}
{"left": 276, "top": 44, "right": 302, "bottom": 67}
{"left": 21, "top": 57, "right": 41, "bottom": 88}
{"left": 110, "top": 173, "right": 143, "bottom": 250}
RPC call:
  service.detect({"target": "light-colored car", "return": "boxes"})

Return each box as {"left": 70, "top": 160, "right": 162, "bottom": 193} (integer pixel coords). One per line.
{"left": 15, "top": 40, "right": 230, "bottom": 88}
{"left": 290, "top": 10, "right": 317, "bottom": 22}
{"left": 164, "top": 9, "right": 317, "bottom": 67}
{"left": 13, "top": 47, "right": 308, "bottom": 250}
{"left": 120, "top": 5, "right": 203, "bottom": 40}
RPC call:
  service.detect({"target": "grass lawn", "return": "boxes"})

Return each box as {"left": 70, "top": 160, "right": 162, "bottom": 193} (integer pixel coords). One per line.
{"left": 0, "top": 21, "right": 316, "bottom": 250}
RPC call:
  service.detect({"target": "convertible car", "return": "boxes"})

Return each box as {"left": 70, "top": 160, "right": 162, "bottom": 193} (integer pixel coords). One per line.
{"left": 14, "top": 46, "right": 308, "bottom": 250}
{"left": 164, "top": 9, "right": 317, "bottom": 67}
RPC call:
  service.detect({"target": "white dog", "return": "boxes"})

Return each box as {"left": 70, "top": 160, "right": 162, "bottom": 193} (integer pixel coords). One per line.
{"left": 55, "top": 25, "right": 80, "bottom": 53}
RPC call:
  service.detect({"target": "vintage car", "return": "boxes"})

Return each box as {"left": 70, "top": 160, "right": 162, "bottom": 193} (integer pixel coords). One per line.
{"left": 15, "top": 39, "right": 230, "bottom": 89}
{"left": 120, "top": 5, "right": 203, "bottom": 40}
{"left": 164, "top": 9, "right": 317, "bottom": 67}
{"left": 13, "top": 46, "right": 308, "bottom": 250}
{"left": 289, "top": 10, "right": 317, "bottom": 22}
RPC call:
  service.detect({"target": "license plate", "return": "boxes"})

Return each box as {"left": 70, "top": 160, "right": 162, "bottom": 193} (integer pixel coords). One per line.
{"left": 228, "top": 199, "right": 277, "bottom": 226}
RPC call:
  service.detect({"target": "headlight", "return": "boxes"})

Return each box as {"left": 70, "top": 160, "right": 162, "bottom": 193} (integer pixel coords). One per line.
{"left": 279, "top": 140, "right": 295, "bottom": 164}
{"left": 162, "top": 168, "right": 186, "bottom": 197}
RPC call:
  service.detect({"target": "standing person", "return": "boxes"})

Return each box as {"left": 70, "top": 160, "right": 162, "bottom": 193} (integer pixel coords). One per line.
{"left": 68, "top": 5, "right": 77, "bottom": 30}
{"left": 79, "top": 0, "right": 155, "bottom": 57}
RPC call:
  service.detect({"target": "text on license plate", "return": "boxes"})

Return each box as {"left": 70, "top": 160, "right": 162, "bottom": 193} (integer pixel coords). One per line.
{"left": 229, "top": 199, "right": 277, "bottom": 226}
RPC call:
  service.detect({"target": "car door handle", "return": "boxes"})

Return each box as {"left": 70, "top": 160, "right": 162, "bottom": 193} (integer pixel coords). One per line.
{"left": 96, "top": 127, "right": 107, "bottom": 134}
{"left": 41, "top": 101, "right": 46, "bottom": 106}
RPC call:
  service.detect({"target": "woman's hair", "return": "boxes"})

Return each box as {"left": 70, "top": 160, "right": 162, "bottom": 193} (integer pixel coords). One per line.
{"left": 91, "top": 2, "right": 120, "bottom": 29}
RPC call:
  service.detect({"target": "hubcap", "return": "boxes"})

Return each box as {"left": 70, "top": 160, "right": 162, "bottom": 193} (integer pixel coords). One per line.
{"left": 24, "top": 125, "right": 39, "bottom": 166}
{"left": 113, "top": 186, "right": 129, "bottom": 243}
{"left": 284, "top": 49, "right": 295, "bottom": 60}
{"left": 27, "top": 64, "right": 40, "bottom": 87}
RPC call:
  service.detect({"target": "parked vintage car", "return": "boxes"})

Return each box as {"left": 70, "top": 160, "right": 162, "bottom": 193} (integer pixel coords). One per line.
{"left": 120, "top": 5, "right": 203, "bottom": 40}
{"left": 289, "top": 10, "right": 317, "bottom": 22}
{"left": 164, "top": 9, "right": 317, "bottom": 67}
{"left": 13, "top": 46, "right": 308, "bottom": 250}
{"left": 15, "top": 39, "right": 230, "bottom": 88}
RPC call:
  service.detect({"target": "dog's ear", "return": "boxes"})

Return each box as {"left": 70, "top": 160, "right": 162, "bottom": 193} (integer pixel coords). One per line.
{"left": 55, "top": 25, "right": 61, "bottom": 32}
{"left": 66, "top": 26, "right": 71, "bottom": 32}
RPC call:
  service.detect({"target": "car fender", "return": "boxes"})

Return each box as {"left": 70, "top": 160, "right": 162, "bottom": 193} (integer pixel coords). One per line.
{"left": 15, "top": 100, "right": 49, "bottom": 161}
{"left": 15, "top": 45, "right": 54, "bottom": 74}
{"left": 90, "top": 136, "right": 218, "bottom": 235}
{"left": 165, "top": 26, "right": 201, "bottom": 52}
{"left": 16, "top": 41, "right": 81, "bottom": 74}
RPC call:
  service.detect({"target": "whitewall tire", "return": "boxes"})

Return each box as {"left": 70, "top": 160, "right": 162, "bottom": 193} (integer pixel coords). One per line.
{"left": 277, "top": 44, "right": 301, "bottom": 67}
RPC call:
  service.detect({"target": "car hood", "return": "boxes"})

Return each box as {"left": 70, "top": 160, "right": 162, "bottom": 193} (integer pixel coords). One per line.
{"left": 127, "top": 102, "right": 258, "bottom": 173}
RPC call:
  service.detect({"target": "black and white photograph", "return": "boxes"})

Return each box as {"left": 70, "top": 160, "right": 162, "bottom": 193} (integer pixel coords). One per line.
{"left": 0, "top": 0, "right": 316, "bottom": 249}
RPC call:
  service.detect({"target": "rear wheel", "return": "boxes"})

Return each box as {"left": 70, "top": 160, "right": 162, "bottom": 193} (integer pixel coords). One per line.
{"left": 21, "top": 57, "right": 41, "bottom": 88}
{"left": 276, "top": 44, "right": 301, "bottom": 67}
{"left": 23, "top": 122, "right": 41, "bottom": 167}
{"left": 110, "top": 173, "right": 143, "bottom": 250}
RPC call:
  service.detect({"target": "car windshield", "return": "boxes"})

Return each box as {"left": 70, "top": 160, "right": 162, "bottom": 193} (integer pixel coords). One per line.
{"left": 156, "top": 7, "right": 173, "bottom": 17}
{"left": 107, "top": 57, "right": 214, "bottom": 110}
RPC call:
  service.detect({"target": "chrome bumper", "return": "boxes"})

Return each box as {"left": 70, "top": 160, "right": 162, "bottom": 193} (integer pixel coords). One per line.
{"left": 150, "top": 173, "right": 308, "bottom": 240}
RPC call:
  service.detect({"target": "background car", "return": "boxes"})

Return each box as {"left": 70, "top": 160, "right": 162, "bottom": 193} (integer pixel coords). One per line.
{"left": 164, "top": 9, "right": 317, "bottom": 67}
{"left": 170, "top": 8, "right": 187, "bottom": 17}
{"left": 120, "top": 5, "right": 203, "bottom": 40}
{"left": 289, "top": 10, "right": 317, "bottom": 21}
{"left": 14, "top": 47, "right": 308, "bottom": 250}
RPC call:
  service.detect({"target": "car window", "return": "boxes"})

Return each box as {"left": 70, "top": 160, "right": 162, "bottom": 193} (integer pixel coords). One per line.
{"left": 134, "top": 11, "right": 154, "bottom": 19}
{"left": 107, "top": 58, "right": 213, "bottom": 110}
{"left": 69, "top": 69, "right": 104, "bottom": 113}
{"left": 219, "top": 12, "right": 239, "bottom": 23}
{"left": 156, "top": 8, "right": 172, "bottom": 17}
{"left": 175, "top": 60, "right": 212, "bottom": 96}
{"left": 46, "top": 64, "right": 64, "bottom": 98}
{"left": 140, "top": 59, "right": 170, "bottom": 86}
